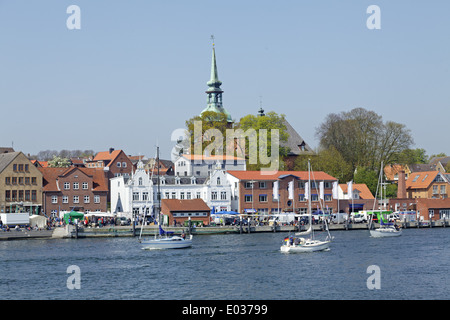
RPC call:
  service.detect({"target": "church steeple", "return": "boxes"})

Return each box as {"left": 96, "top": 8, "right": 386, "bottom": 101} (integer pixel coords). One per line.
{"left": 200, "top": 38, "right": 232, "bottom": 123}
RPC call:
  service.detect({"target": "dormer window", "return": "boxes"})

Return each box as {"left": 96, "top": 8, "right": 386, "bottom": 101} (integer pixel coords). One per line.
{"left": 217, "top": 177, "right": 221, "bottom": 185}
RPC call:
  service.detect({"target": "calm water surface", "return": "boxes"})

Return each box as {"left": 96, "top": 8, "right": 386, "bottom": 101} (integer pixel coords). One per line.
{"left": 0, "top": 228, "right": 448, "bottom": 300}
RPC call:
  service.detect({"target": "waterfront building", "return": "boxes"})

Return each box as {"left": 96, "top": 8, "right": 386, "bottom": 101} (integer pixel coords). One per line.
{"left": 389, "top": 170, "right": 450, "bottom": 221}
{"left": 110, "top": 160, "right": 232, "bottom": 220}
{"left": 161, "top": 198, "right": 210, "bottom": 226}
{"left": 39, "top": 167, "right": 108, "bottom": 216}
{"left": 226, "top": 170, "right": 338, "bottom": 215}
{"left": 0, "top": 151, "right": 43, "bottom": 214}
{"left": 337, "top": 183, "right": 375, "bottom": 213}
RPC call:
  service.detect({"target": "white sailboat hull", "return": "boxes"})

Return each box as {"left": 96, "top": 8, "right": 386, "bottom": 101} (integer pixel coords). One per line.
{"left": 370, "top": 227, "right": 402, "bottom": 238}
{"left": 280, "top": 239, "right": 331, "bottom": 253}
{"left": 141, "top": 235, "right": 193, "bottom": 249}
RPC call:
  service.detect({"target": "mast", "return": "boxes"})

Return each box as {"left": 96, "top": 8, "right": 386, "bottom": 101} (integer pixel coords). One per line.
{"left": 157, "top": 146, "right": 161, "bottom": 225}
{"left": 308, "top": 160, "right": 313, "bottom": 239}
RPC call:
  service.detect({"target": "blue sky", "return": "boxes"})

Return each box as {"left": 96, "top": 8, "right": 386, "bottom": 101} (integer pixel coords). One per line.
{"left": 1, "top": 1, "right": 449, "bottom": 160}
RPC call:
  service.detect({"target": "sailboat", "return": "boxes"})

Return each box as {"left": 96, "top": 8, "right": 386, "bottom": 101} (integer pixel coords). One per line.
{"left": 280, "top": 161, "right": 332, "bottom": 253}
{"left": 139, "top": 146, "right": 193, "bottom": 250}
{"left": 369, "top": 162, "right": 402, "bottom": 238}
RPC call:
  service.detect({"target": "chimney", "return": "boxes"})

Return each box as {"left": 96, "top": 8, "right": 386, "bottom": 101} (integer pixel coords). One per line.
{"left": 109, "top": 148, "right": 114, "bottom": 154}
{"left": 397, "top": 170, "right": 407, "bottom": 199}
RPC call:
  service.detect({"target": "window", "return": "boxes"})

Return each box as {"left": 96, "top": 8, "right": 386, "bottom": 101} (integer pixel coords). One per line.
{"left": 433, "top": 185, "right": 438, "bottom": 194}
{"left": 73, "top": 182, "right": 79, "bottom": 190}
{"left": 311, "top": 194, "right": 319, "bottom": 201}
{"left": 25, "top": 164, "right": 29, "bottom": 172}
{"left": 84, "top": 196, "right": 90, "bottom": 203}
{"left": 18, "top": 190, "right": 23, "bottom": 201}
{"left": 18, "top": 164, "right": 24, "bottom": 172}
{"left": 73, "top": 196, "right": 79, "bottom": 203}
{"left": 122, "top": 162, "right": 127, "bottom": 168}
{"left": 25, "top": 177, "right": 30, "bottom": 185}
{"left": 187, "top": 192, "right": 191, "bottom": 200}
{"left": 324, "top": 194, "right": 332, "bottom": 201}
{"left": 244, "top": 195, "right": 253, "bottom": 202}
{"left": 412, "top": 175, "right": 420, "bottom": 182}
{"left": 171, "top": 192, "right": 176, "bottom": 199}
{"left": 259, "top": 194, "right": 267, "bottom": 202}
{"left": 221, "top": 191, "right": 227, "bottom": 200}
{"left": 31, "top": 190, "right": 36, "bottom": 201}
{"left": 180, "top": 192, "right": 185, "bottom": 200}
{"left": 139, "top": 177, "right": 143, "bottom": 186}
{"left": 165, "top": 192, "right": 169, "bottom": 199}
{"left": 142, "top": 192, "right": 148, "bottom": 201}
{"left": 5, "top": 177, "right": 10, "bottom": 185}
{"left": 63, "top": 196, "right": 68, "bottom": 203}
{"left": 12, "top": 177, "right": 17, "bottom": 185}
{"left": 64, "top": 182, "right": 70, "bottom": 190}
{"left": 5, "top": 191, "right": 10, "bottom": 201}
{"left": 52, "top": 195, "right": 58, "bottom": 204}
{"left": 13, "top": 164, "right": 17, "bottom": 172}
{"left": 440, "top": 185, "right": 446, "bottom": 194}
{"left": 196, "top": 192, "right": 201, "bottom": 199}
{"left": 259, "top": 182, "right": 266, "bottom": 189}
{"left": 324, "top": 182, "right": 331, "bottom": 188}
{"left": 31, "top": 177, "right": 37, "bottom": 185}
{"left": 94, "top": 195, "right": 100, "bottom": 203}
{"left": 299, "top": 194, "right": 306, "bottom": 202}
{"left": 133, "top": 192, "right": 139, "bottom": 201}
{"left": 18, "top": 177, "right": 23, "bottom": 185}
{"left": 82, "top": 182, "right": 88, "bottom": 190}
{"left": 12, "top": 190, "right": 17, "bottom": 201}
{"left": 117, "top": 162, "right": 121, "bottom": 167}
{"left": 25, "top": 190, "right": 30, "bottom": 201}
{"left": 245, "top": 182, "right": 253, "bottom": 189}
{"left": 211, "top": 192, "right": 217, "bottom": 200}
{"left": 217, "top": 177, "right": 221, "bottom": 185}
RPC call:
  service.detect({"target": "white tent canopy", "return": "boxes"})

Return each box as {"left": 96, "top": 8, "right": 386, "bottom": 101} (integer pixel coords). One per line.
{"left": 30, "top": 215, "right": 47, "bottom": 228}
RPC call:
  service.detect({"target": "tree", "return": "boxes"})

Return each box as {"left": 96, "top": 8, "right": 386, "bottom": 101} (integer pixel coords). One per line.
{"left": 47, "top": 155, "right": 71, "bottom": 167}
{"left": 316, "top": 107, "right": 413, "bottom": 176}
{"left": 392, "top": 148, "right": 428, "bottom": 164}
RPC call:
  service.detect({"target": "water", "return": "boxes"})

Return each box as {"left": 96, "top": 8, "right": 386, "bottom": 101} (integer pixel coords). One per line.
{"left": 0, "top": 228, "right": 448, "bottom": 300}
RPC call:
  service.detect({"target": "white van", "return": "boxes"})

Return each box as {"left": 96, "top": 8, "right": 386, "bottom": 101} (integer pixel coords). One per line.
{"left": 269, "top": 214, "right": 296, "bottom": 226}
{"left": 331, "top": 212, "right": 348, "bottom": 224}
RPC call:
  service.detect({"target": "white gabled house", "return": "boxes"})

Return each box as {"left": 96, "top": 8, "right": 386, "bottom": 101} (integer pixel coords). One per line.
{"left": 110, "top": 160, "right": 232, "bottom": 219}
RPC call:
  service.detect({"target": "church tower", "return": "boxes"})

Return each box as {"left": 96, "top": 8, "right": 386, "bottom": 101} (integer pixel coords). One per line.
{"left": 200, "top": 41, "right": 233, "bottom": 124}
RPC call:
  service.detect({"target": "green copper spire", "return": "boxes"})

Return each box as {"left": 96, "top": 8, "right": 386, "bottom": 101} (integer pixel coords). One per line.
{"left": 201, "top": 43, "right": 232, "bottom": 123}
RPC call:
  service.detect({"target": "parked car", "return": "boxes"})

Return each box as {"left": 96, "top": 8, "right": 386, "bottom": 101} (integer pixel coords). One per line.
{"left": 351, "top": 214, "right": 366, "bottom": 223}
{"left": 116, "top": 217, "right": 130, "bottom": 226}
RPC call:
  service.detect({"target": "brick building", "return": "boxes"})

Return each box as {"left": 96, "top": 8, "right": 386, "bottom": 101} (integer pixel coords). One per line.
{"left": 39, "top": 167, "right": 108, "bottom": 216}
{"left": 226, "top": 170, "right": 338, "bottom": 215}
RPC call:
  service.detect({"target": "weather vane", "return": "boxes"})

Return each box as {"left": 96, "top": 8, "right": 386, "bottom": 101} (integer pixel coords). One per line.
{"left": 210, "top": 34, "right": 215, "bottom": 47}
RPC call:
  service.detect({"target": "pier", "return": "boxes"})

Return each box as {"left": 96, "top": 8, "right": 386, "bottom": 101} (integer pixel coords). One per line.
{"left": 0, "top": 219, "right": 448, "bottom": 241}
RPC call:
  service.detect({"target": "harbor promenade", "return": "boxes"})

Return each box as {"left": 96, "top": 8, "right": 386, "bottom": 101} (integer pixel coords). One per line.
{"left": 0, "top": 219, "right": 448, "bottom": 241}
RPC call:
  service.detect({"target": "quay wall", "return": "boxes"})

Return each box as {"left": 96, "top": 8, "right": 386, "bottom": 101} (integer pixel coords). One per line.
{"left": 0, "top": 220, "right": 448, "bottom": 241}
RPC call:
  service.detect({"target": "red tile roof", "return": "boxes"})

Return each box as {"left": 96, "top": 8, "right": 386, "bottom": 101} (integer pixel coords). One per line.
{"left": 38, "top": 167, "right": 108, "bottom": 192}
{"left": 227, "top": 170, "right": 337, "bottom": 181}
{"left": 161, "top": 199, "right": 210, "bottom": 212}
{"left": 339, "top": 183, "right": 375, "bottom": 199}
{"left": 406, "top": 171, "right": 439, "bottom": 190}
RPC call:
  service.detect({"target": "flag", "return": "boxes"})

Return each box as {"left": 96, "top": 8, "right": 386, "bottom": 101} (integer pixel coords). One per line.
{"left": 319, "top": 181, "right": 324, "bottom": 200}
{"left": 347, "top": 181, "right": 353, "bottom": 199}
{"left": 273, "top": 181, "right": 279, "bottom": 200}
{"left": 332, "top": 181, "right": 339, "bottom": 199}
{"left": 288, "top": 180, "right": 294, "bottom": 200}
